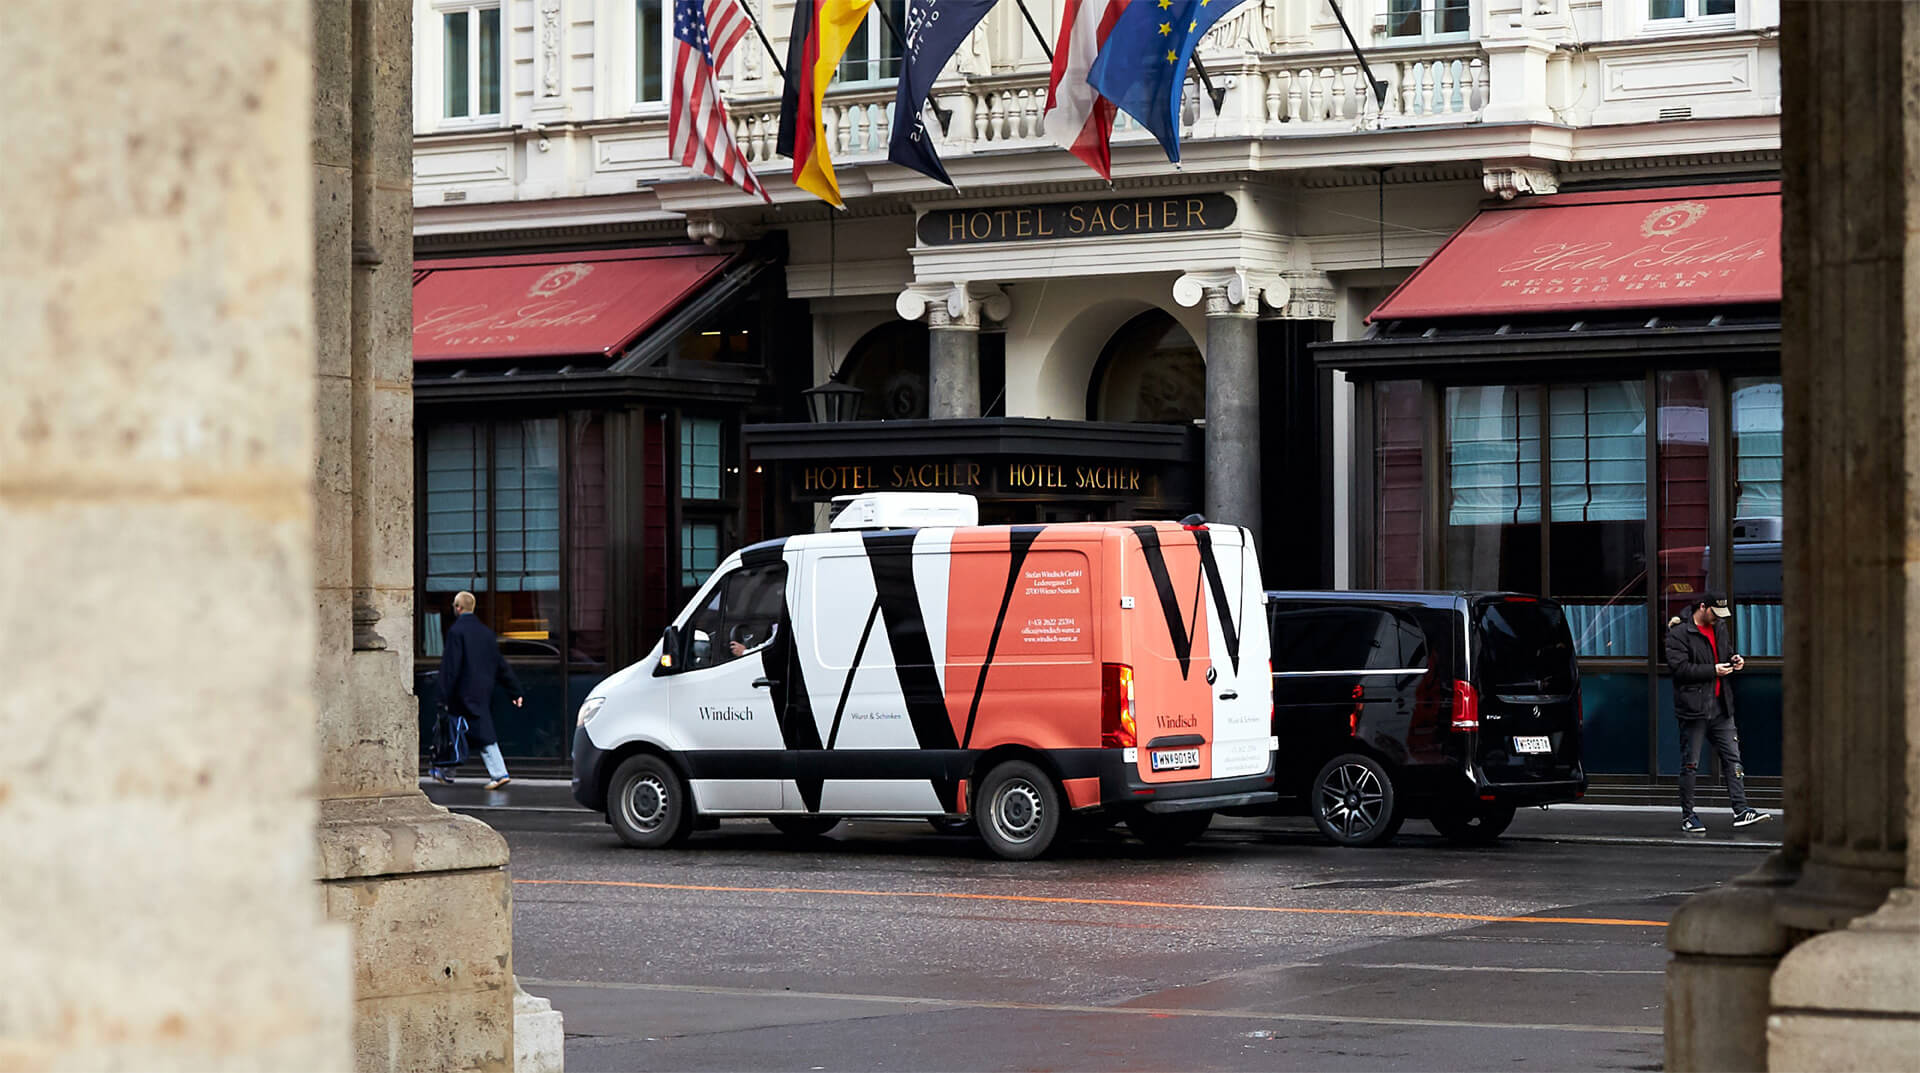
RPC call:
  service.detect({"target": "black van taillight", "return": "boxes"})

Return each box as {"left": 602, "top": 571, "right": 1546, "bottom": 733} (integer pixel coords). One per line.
{"left": 1451, "top": 680, "right": 1480, "bottom": 731}
{"left": 1101, "top": 663, "right": 1137, "bottom": 748}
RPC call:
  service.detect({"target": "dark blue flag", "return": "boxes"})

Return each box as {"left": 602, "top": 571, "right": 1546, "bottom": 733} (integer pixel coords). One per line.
{"left": 1086, "top": 0, "right": 1247, "bottom": 164}
{"left": 888, "top": 0, "right": 997, "bottom": 186}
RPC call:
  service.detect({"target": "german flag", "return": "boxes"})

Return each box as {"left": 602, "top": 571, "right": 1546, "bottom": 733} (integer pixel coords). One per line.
{"left": 776, "top": 0, "right": 873, "bottom": 208}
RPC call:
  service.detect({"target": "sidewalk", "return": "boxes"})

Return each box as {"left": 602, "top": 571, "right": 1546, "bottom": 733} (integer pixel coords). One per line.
{"left": 418, "top": 778, "right": 1783, "bottom": 849}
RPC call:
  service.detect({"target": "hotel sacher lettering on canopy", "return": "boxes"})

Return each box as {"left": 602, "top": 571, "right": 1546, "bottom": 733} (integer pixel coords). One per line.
{"left": 799, "top": 459, "right": 1149, "bottom": 497}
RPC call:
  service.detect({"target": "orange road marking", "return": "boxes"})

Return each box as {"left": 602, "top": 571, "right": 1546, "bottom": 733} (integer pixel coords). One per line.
{"left": 513, "top": 879, "right": 1667, "bottom": 927}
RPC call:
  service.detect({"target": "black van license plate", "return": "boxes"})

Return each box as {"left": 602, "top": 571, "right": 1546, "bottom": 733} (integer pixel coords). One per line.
{"left": 1513, "top": 736, "right": 1552, "bottom": 754}
{"left": 1151, "top": 748, "right": 1201, "bottom": 771}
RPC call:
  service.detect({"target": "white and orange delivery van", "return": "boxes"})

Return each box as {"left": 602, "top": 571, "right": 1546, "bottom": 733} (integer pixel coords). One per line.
{"left": 570, "top": 493, "right": 1277, "bottom": 860}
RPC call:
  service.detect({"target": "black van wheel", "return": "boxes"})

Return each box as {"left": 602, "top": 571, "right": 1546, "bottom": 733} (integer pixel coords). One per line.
{"left": 770, "top": 815, "right": 841, "bottom": 838}
{"left": 1125, "top": 809, "right": 1213, "bottom": 851}
{"left": 608, "top": 754, "right": 694, "bottom": 849}
{"left": 976, "top": 760, "right": 1062, "bottom": 860}
{"left": 1312, "top": 754, "right": 1403, "bottom": 847}
{"left": 1431, "top": 804, "right": 1516, "bottom": 845}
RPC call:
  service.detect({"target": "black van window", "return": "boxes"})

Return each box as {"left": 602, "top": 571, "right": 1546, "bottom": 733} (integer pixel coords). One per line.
{"left": 1270, "top": 606, "right": 1427, "bottom": 673}
{"left": 1475, "top": 599, "right": 1577, "bottom": 692}
{"left": 682, "top": 563, "right": 787, "bottom": 670}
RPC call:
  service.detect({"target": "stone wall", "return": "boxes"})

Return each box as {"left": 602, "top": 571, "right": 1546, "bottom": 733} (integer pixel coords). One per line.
{"left": 0, "top": 1, "right": 353, "bottom": 1067}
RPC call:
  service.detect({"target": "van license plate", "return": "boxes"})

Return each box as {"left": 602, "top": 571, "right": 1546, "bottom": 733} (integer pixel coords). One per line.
{"left": 1513, "top": 736, "right": 1552, "bottom": 754}
{"left": 1151, "top": 748, "right": 1201, "bottom": 772}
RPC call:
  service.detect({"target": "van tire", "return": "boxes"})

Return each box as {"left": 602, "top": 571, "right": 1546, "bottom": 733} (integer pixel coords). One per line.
{"left": 1431, "top": 804, "right": 1516, "bottom": 844}
{"left": 976, "top": 761, "right": 1062, "bottom": 860}
{"left": 770, "top": 815, "right": 841, "bottom": 838}
{"left": 1311, "top": 753, "right": 1402, "bottom": 847}
{"left": 1125, "top": 809, "right": 1213, "bottom": 851}
{"left": 607, "top": 754, "right": 693, "bottom": 849}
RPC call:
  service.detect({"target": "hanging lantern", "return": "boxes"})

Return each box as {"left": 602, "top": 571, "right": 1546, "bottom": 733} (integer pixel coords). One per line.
{"left": 802, "top": 379, "right": 864, "bottom": 423}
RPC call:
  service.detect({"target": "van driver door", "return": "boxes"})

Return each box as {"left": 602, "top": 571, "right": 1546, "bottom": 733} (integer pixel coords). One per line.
{"left": 669, "top": 560, "right": 790, "bottom": 812}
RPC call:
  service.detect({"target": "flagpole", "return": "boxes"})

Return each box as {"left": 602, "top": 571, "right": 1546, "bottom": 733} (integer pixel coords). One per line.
{"left": 1012, "top": 0, "right": 1054, "bottom": 63}
{"left": 1190, "top": 53, "right": 1226, "bottom": 113}
{"left": 871, "top": 2, "right": 953, "bottom": 134}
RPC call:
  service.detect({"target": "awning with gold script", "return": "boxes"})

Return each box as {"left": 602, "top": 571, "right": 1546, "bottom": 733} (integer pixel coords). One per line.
{"left": 1368, "top": 182, "right": 1780, "bottom": 322}
{"left": 412, "top": 247, "right": 734, "bottom": 361}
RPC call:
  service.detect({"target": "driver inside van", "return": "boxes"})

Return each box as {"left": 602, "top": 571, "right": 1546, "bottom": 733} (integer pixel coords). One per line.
{"left": 684, "top": 563, "right": 786, "bottom": 669}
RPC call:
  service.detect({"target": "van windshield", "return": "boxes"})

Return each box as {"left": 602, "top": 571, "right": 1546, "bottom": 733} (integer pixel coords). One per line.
{"left": 1474, "top": 599, "right": 1577, "bottom": 694}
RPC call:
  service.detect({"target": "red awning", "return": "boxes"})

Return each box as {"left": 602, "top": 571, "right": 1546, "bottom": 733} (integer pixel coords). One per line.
{"left": 1369, "top": 182, "right": 1780, "bottom": 322}
{"left": 412, "top": 246, "right": 734, "bottom": 361}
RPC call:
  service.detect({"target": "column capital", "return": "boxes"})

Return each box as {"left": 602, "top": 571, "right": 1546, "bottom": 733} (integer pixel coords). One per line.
{"left": 1278, "top": 269, "right": 1337, "bottom": 320}
{"left": 1483, "top": 161, "right": 1559, "bottom": 201}
{"left": 896, "top": 281, "right": 1010, "bottom": 329}
{"left": 1172, "top": 270, "right": 1287, "bottom": 317}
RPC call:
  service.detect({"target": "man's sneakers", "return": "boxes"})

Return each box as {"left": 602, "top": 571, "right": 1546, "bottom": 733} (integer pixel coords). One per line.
{"left": 1732, "top": 808, "right": 1772, "bottom": 828}
{"left": 484, "top": 777, "right": 512, "bottom": 791}
{"left": 1681, "top": 813, "right": 1707, "bottom": 835}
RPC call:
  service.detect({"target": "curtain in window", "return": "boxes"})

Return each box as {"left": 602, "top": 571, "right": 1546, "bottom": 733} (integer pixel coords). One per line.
{"left": 1375, "top": 380, "right": 1424, "bottom": 587}
{"left": 1446, "top": 385, "right": 1540, "bottom": 525}
{"left": 682, "top": 522, "right": 720, "bottom": 587}
{"left": 494, "top": 421, "right": 562, "bottom": 594}
{"left": 1732, "top": 379, "right": 1782, "bottom": 521}
{"left": 1550, "top": 381, "right": 1648, "bottom": 522}
{"left": 1732, "top": 377, "right": 1784, "bottom": 655}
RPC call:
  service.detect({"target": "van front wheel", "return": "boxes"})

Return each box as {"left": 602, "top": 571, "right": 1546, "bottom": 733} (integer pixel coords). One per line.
{"left": 1311, "top": 754, "right": 1403, "bottom": 847}
{"left": 976, "top": 761, "right": 1061, "bottom": 861}
{"left": 608, "top": 754, "right": 693, "bottom": 849}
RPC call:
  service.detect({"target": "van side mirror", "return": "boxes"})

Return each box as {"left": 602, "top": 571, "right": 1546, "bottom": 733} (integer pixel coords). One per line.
{"left": 659, "top": 625, "right": 682, "bottom": 670}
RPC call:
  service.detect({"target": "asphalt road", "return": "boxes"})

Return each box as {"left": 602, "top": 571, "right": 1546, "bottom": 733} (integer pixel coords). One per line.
{"left": 438, "top": 784, "right": 1775, "bottom": 1072}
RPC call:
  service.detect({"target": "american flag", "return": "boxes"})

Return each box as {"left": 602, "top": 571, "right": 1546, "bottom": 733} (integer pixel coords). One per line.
{"left": 671, "top": 0, "right": 769, "bottom": 201}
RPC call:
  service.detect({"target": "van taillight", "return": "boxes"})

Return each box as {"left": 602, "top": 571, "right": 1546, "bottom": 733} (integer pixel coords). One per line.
{"left": 1451, "top": 680, "right": 1480, "bottom": 731}
{"left": 1101, "top": 663, "right": 1136, "bottom": 748}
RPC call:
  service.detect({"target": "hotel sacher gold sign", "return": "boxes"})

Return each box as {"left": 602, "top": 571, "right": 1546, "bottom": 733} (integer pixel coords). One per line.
{"left": 918, "top": 193, "right": 1236, "bottom": 246}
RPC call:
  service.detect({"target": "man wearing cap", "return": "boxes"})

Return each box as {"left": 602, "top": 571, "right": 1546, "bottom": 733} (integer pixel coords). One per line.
{"left": 1664, "top": 593, "right": 1770, "bottom": 834}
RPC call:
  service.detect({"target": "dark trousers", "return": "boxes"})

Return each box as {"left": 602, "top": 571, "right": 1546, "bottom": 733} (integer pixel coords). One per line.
{"left": 1678, "top": 711, "right": 1748, "bottom": 814}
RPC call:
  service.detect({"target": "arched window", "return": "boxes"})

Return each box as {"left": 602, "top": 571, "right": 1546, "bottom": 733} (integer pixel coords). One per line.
{"left": 841, "top": 321, "right": 931, "bottom": 420}
{"left": 1088, "top": 310, "right": 1205, "bottom": 423}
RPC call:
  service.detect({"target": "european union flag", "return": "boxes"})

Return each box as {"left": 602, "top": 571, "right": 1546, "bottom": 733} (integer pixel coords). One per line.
{"left": 1086, "top": 0, "right": 1247, "bottom": 164}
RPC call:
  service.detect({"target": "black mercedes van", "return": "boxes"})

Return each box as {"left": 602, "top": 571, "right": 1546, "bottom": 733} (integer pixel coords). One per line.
{"left": 1262, "top": 591, "right": 1586, "bottom": 846}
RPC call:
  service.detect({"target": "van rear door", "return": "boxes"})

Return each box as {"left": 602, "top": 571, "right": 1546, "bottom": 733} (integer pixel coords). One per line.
{"left": 1470, "top": 596, "right": 1582, "bottom": 786}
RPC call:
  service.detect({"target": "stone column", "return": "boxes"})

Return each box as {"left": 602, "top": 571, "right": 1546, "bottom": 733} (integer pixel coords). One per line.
{"left": 897, "top": 283, "right": 1010, "bottom": 419}
{"left": 1763, "top": 2, "right": 1920, "bottom": 1065}
{"left": 1666, "top": 4, "right": 1920, "bottom": 1070}
{"left": 1174, "top": 271, "right": 1286, "bottom": 530}
{"left": 2, "top": 1, "right": 351, "bottom": 1068}
{"left": 311, "top": 1, "right": 558, "bottom": 1069}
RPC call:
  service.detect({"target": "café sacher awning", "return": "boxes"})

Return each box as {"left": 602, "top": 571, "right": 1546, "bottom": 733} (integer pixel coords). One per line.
{"left": 412, "top": 246, "right": 736, "bottom": 362}
{"left": 1368, "top": 182, "right": 1781, "bottom": 322}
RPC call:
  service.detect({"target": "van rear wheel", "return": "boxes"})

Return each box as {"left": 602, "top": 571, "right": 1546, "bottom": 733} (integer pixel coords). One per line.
{"left": 976, "top": 760, "right": 1061, "bottom": 861}
{"left": 1125, "top": 809, "right": 1213, "bottom": 851}
{"left": 1431, "top": 804, "right": 1516, "bottom": 844}
{"left": 1311, "top": 753, "right": 1402, "bottom": 847}
{"left": 608, "top": 754, "right": 693, "bottom": 849}
{"left": 770, "top": 815, "right": 841, "bottom": 838}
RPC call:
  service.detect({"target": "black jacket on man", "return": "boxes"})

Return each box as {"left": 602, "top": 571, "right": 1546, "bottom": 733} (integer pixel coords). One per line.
{"left": 438, "top": 613, "right": 524, "bottom": 747}
{"left": 1664, "top": 613, "right": 1735, "bottom": 721}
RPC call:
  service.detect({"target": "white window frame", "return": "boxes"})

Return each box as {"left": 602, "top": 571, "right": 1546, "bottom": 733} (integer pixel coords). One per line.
{"left": 633, "top": 0, "right": 671, "bottom": 112}
{"left": 432, "top": 0, "right": 505, "bottom": 126}
{"left": 835, "top": 0, "right": 905, "bottom": 87}
{"left": 1375, "top": 0, "right": 1473, "bottom": 45}
{"left": 1638, "top": 0, "right": 1741, "bottom": 34}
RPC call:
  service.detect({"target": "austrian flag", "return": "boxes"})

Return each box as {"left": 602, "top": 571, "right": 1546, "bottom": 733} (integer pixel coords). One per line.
{"left": 1042, "top": 0, "right": 1125, "bottom": 181}
{"left": 670, "top": 0, "right": 770, "bottom": 201}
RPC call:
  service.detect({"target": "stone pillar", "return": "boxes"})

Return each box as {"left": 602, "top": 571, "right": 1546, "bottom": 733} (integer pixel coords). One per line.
{"left": 310, "top": 1, "right": 558, "bottom": 1069}
{"left": 1174, "top": 271, "right": 1286, "bottom": 530}
{"left": 1666, "top": 4, "right": 1920, "bottom": 1069}
{"left": 896, "top": 283, "right": 1010, "bottom": 419}
{"left": 1763, "top": 2, "right": 1920, "bottom": 1065}
{"left": 1, "top": 1, "right": 351, "bottom": 1068}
